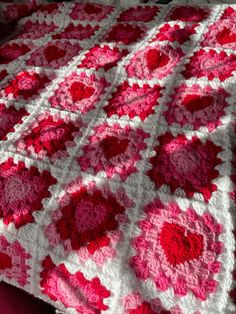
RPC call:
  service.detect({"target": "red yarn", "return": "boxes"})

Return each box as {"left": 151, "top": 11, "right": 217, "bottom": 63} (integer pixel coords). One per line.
{"left": 0, "top": 44, "right": 30, "bottom": 64}
{"left": 37, "top": 3, "right": 58, "bottom": 14}
{"left": 87, "top": 235, "right": 110, "bottom": 254}
{"left": 147, "top": 132, "right": 222, "bottom": 201}
{"left": 169, "top": 6, "right": 209, "bottom": 22}
{"left": 229, "top": 287, "right": 236, "bottom": 305}
{"left": 0, "top": 252, "right": 12, "bottom": 270}
{"left": 172, "top": 27, "right": 196, "bottom": 44}
{"left": 221, "top": 7, "right": 236, "bottom": 20}
{"left": 182, "top": 94, "right": 214, "bottom": 113}
{"left": 69, "top": 81, "right": 95, "bottom": 102}
{"left": 160, "top": 222, "right": 203, "bottom": 265}
{"left": 55, "top": 186, "right": 126, "bottom": 251}
{"left": 44, "top": 45, "right": 66, "bottom": 63}
{"left": 0, "top": 158, "right": 57, "bottom": 228}
{"left": 0, "top": 103, "right": 28, "bottom": 140}
{"left": 217, "top": 27, "right": 236, "bottom": 45}
{"left": 84, "top": 3, "right": 102, "bottom": 15}
{"left": 5, "top": 71, "right": 50, "bottom": 100}
{"left": 40, "top": 256, "right": 110, "bottom": 312}
{"left": 129, "top": 301, "right": 171, "bottom": 314}
{"left": 13, "top": 5, "right": 29, "bottom": 20}
{"left": 0, "top": 70, "right": 7, "bottom": 81}
{"left": 52, "top": 24, "right": 98, "bottom": 40}
{"left": 106, "top": 24, "right": 144, "bottom": 45}
{"left": 146, "top": 49, "right": 170, "bottom": 71}
{"left": 100, "top": 135, "right": 130, "bottom": 160}
{"left": 21, "top": 115, "right": 81, "bottom": 157}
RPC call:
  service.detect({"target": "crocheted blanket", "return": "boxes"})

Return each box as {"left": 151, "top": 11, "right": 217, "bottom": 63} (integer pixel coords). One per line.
{"left": 0, "top": 1, "right": 235, "bottom": 313}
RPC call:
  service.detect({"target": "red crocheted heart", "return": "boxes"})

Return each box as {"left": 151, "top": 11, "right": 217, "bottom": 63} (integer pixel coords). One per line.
{"left": 84, "top": 4, "right": 102, "bottom": 14}
{"left": 44, "top": 45, "right": 66, "bottom": 63}
{"left": 160, "top": 222, "right": 203, "bottom": 265}
{"left": 217, "top": 27, "right": 236, "bottom": 45}
{"left": 0, "top": 252, "right": 12, "bottom": 269}
{"left": 70, "top": 82, "right": 95, "bottom": 102}
{"left": 182, "top": 94, "right": 214, "bottom": 113}
{"left": 172, "top": 28, "right": 191, "bottom": 43}
{"left": 170, "top": 7, "right": 207, "bottom": 22}
{"left": 0, "top": 49, "right": 19, "bottom": 64}
{"left": 146, "top": 49, "right": 170, "bottom": 71}
{"left": 100, "top": 136, "right": 129, "bottom": 160}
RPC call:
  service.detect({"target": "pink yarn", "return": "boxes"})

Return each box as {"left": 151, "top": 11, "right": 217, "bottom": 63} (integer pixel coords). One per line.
{"left": 163, "top": 84, "right": 230, "bottom": 131}
{"left": 118, "top": 5, "right": 159, "bottom": 23}
{"left": 183, "top": 49, "right": 236, "bottom": 82}
{"left": 131, "top": 200, "right": 223, "bottom": 300}
{"left": 45, "top": 178, "right": 133, "bottom": 266}
{"left": 49, "top": 72, "right": 110, "bottom": 113}
{"left": 147, "top": 132, "right": 222, "bottom": 202}
{"left": 27, "top": 41, "right": 81, "bottom": 69}
{"left": 126, "top": 44, "right": 184, "bottom": 80}
{"left": 104, "top": 81, "right": 162, "bottom": 120}
{"left": 78, "top": 123, "right": 149, "bottom": 180}
{"left": 70, "top": 2, "right": 113, "bottom": 21}
{"left": 0, "top": 236, "right": 31, "bottom": 287}
{"left": 79, "top": 45, "right": 128, "bottom": 71}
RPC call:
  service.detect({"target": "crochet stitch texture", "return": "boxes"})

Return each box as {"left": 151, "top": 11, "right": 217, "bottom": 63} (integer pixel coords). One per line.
{"left": 0, "top": 1, "right": 235, "bottom": 313}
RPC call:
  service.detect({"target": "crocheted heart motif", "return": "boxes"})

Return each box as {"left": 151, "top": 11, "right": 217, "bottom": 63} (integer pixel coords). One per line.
{"left": 0, "top": 252, "right": 12, "bottom": 270}
{"left": 160, "top": 222, "right": 203, "bottom": 265}
{"left": 100, "top": 136, "right": 129, "bottom": 160}
{"left": 84, "top": 3, "right": 102, "bottom": 14}
{"left": 0, "top": 48, "right": 21, "bottom": 64}
{"left": 146, "top": 49, "right": 170, "bottom": 70}
{"left": 217, "top": 27, "right": 236, "bottom": 44}
{"left": 70, "top": 82, "right": 95, "bottom": 102}
{"left": 75, "top": 195, "right": 109, "bottom": 233}
{"left": 170, "top": 6, "right": 208, "bottom": 22}
{"left": 44, "top": 45, "right": 66, "bottom": 63}
{"left": 182, "top": 94, "right": 214, "bottom": 113}
{"left": 5, "top": 177, "right": 32, "bottom": 202}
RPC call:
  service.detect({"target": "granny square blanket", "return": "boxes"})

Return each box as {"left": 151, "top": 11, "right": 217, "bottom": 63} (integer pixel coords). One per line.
{"left": 0, "top": 1, "right": 235, "bottom": 313}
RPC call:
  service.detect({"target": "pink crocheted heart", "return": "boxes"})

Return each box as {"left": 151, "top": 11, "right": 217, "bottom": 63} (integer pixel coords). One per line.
{"left": 70, "top": 82, "right": 95, "bottom": 102}
{"left": 182, "top": 94, "right": 214, "bottom": 113}
{"left": 146, "top": 49, "right": 170, "bottom": 71}
{"left": 100, "top": 136, "right": 129, "bottom": 160}
{"left": 44, "top": 45, "right": 66, "bottom": 63}
{"left": 5, "top": 177, "right": 32, "bottom": 203}
{"left": 160, "top": 222, "right": 203, "bottom": 265}
{"left": 75, "top": 198, "right": 108, "bottom": 233}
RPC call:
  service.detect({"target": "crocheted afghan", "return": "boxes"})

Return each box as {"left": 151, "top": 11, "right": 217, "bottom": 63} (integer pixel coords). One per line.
{"left": 0, "top": 1, "right": 235, "bottom": 313}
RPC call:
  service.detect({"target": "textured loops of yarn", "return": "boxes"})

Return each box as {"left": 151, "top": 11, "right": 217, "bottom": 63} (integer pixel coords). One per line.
{"left": 0, "top": 1, "right": 235, "bottom": 314}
